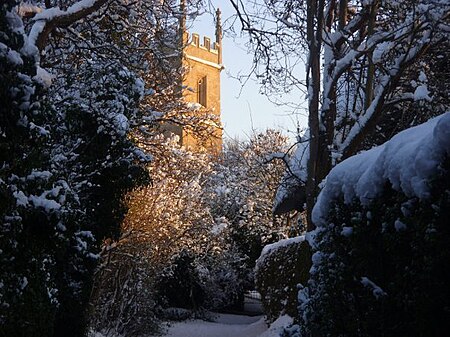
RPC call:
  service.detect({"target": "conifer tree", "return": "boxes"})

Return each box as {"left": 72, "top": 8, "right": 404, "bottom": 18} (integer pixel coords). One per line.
{"left": 1, "top": 1, "right": 150, "bottom": 335}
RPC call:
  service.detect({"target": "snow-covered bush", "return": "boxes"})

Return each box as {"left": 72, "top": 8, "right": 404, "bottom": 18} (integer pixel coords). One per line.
{"left": 46, "top": 58, "right": 148, "bottom": 337}
{"left": 89, "top": 132, "right": 248, "bottom": 329}
{"left": 0, "top": 5, "right": 91, "bottom": 336}
{"left": 89, "top": 240, "right": 159, "bottom": 337}
{"left": 156, "top": 247, "right": 249, "bottom": 314}
{"left": 207, "top": 130, "right": 297, "bottom": 271}
{"left": 88, "top": 137, "right": 211, "bottom": 331}
{"left": 255, "top": 237, "right": 310, "bottom": 322}
{"left": 1, "top": 2, "right": 150, "bottom": 335}
{"left": 200, "top": 245, "right": 250, "bottom": 311}
{"left": 296, "top": 113, "right": 450, "bottom": 337}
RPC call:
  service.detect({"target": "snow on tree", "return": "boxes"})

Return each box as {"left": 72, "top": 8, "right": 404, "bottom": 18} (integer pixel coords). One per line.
{"left": 312, "top": 112, "right": 450, "bottom": 221}
{"left": 0, "top": 0, "right": 185, "bottom": 335}
{"left": 89, "top": 128, "right": 296, "bottom": 332}
{"left": 206, "top": 130, "right": 299, "bottom": 275}
{"left": 230, "top": 0, "right": 450, "bottom": 228}
{"left": 0, "top": 3, "right": 102, "bottom": 335}
{"left": 124, "top": 136, "right": 216, "bottom": 265}
{"left": 1, "top": 4, "right": 57, "bottom": 335}
{"left": 89, "top": 134, "right": 245, "bottom": 334}
{"left": 293, "top": 112, "right": 450, "bottom": 336}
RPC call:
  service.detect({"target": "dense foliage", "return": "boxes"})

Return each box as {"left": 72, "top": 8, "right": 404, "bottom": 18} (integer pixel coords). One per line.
{"left": 88, "top": 128, "right": 295, "bottom": 334}
{"left": 292, "top": 119, "right": 450, "bottom": 337}
{"left": 1, "top": 1, "right": 150, "bottom": 336}
{"left": 1, "top": 5, "right": 61, "bottom": 336}
{"left": 89, "top": 136, "right": 240, "bottom": 333}
{"left": 255, "top": 238, "right": 311, "bottom": 322}
{"left": 233, "top": 0, "right": 450, "bottom": 227}
{"left": 208, "top": 130, "right": 298, "bottom": 269}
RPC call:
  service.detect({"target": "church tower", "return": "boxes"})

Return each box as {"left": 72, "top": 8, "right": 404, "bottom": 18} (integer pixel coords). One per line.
{"left": 178, "top": 3, "right": 224, "bottom": 153}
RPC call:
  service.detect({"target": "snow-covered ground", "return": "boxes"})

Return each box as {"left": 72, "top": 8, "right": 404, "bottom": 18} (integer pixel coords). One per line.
{"left": 157, "top": 314, "right": 292, "bottom": 337}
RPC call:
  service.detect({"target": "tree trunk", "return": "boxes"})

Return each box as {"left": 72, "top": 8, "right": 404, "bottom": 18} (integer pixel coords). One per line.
{"left": 364, "top": 2, "right": 379, "bottom": 110}
{"left": 306, "top": 0, "right": 325, "bottom": 230}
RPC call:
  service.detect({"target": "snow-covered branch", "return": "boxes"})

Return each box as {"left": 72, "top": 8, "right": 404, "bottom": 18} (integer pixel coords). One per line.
{"left": 339, "top": 29, "right": 434, "bottom": 158}
{"left": 27, "top": 0, "right": 111, "bottom": 52}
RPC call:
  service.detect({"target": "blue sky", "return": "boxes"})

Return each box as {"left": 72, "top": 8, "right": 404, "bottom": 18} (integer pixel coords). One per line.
{"left": 190, "top": 1, "right": 308, "bottom": 141}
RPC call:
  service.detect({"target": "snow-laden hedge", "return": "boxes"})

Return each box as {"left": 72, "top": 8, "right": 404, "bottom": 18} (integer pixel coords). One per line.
{"left": 255, "top": 236, "right": 311, "bottom": 322}
{"left": 295, "top": 113, "right": 450, "bottom": 336}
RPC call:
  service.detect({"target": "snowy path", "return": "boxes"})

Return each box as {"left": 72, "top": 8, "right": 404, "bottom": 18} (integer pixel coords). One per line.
{"left": 158, "top": 313, "right": 292, "bottom": 337}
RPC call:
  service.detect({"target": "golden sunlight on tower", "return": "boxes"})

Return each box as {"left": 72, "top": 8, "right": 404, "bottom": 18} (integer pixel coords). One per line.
{"left": 179, "top": 5, "right": 224, "bottom": 153}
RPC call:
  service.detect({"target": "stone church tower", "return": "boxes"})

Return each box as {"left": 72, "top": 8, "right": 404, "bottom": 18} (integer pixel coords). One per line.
{"left": 177, "top": 3, "right": 224, "bottom": 153}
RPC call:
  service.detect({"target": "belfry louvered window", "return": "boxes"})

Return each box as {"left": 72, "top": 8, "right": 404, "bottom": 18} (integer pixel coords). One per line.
{"left": 198, "top": 76, "right": 207, "bottom": 107}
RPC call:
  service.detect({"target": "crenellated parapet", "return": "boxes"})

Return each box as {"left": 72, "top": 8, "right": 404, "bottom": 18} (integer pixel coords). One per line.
{"left": 183, "top": 32, "right": 220, "bottom": 54}
{"left": 183, "top": 31, "right": 222, "bottom": 68}
{"left": 174, "top": 3, "right": 223, "bottom": 153}
{"left": 180, "top": 6, "right": 223, "bottom": 66}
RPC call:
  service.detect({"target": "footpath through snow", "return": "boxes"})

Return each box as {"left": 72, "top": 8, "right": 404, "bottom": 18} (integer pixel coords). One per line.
{"left": 157, "top": 313, "right": 293, "bottom": 337}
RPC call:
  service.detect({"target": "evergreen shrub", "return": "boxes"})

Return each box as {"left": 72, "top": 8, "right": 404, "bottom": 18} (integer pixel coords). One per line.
{"left": 255, "top": 238, "right": 311, "bottom": 322}
{"left": 156, "top": 250, "right": 206, "bottom": 311}
{"left": 298, "top": 157, "right": 450, "bottom": 337}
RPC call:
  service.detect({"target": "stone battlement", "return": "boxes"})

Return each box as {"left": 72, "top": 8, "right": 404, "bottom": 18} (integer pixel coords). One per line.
{"left": 174, "top": 5, "right": 223, "bottom": 153}
{"left": 184, "top": 32, "right": 220, "bottom": 54}
{"left": 183, "top": 31, "right": 222, "bottom": 66}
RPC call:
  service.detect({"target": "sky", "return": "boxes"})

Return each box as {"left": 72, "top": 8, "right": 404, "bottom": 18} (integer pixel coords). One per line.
{"left": 189, "top": 1, "right": 308, "bottom": 141}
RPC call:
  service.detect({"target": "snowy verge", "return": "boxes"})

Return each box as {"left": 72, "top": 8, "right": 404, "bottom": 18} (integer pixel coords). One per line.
{"left": 312, "top": 112, "right": 450, "bottom": 226}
